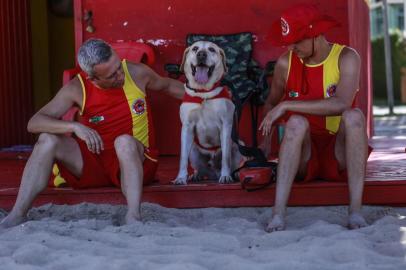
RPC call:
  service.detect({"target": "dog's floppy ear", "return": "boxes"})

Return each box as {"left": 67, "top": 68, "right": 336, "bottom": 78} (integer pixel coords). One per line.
{"left": 219, "top": 48, "right": 228, "bottom": 73}
{"left": 180, "top": 47, "right": 190, "bottom": 73}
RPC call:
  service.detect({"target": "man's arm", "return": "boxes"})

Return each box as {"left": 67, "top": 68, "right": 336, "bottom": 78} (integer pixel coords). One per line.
{"left": 259, "top": 52, "right": 289, "bottom": 147}
{"left": 263, "top": 52, "right": 289, "bottom": 114}
{"left": 27, "top": 78, "right": 83, "bottom": 134}
{"left": 28, "top": 77, "right": 104, "bottom": 154}
{"left": 279, "top": 47, "right": 360, "bottom": 116}
{"left": 130, "top": 63, "right": 184, "bottom": 99}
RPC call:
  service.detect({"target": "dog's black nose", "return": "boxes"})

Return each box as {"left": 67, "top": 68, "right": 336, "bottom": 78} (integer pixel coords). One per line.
{"left": 197, "top": 50, "right": 207, "bottom": 63}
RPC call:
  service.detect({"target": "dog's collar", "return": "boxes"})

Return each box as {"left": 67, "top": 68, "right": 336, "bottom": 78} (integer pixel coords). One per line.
{"left": 185, "top": 79, "right": 223, "bottom": 93}
{"left": 183, "top": 85, "right": 231, "bottom": 104}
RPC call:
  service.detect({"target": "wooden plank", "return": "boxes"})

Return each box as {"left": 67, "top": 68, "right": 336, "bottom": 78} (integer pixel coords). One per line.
{"left": 2, "top": 180, "right": 406, "bottom": 211}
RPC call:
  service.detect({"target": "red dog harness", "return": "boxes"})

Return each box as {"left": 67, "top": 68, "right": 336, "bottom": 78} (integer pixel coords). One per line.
{"left": 183, "top": 84, "right": 232, "bottom": 152}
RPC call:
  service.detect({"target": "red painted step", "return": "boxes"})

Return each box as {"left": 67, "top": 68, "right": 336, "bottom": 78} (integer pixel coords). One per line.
{"left": 1, "top": 137, "right": 406, "bottom": 211}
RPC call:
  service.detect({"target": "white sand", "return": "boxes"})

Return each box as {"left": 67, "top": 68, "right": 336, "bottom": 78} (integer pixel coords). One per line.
{"left": 0, "top": 203, "right": 406, "bottom": 270}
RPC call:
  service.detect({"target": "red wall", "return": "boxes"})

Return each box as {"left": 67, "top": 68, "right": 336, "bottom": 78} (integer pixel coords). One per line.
{"left": 348, "top": 0, "right": 374, "bottom": 136}
{"left": 0, "top": 0, "right": 34, "bottom": 147}
{"left": 73, "top": 0, "right": 372, "bottom": 154}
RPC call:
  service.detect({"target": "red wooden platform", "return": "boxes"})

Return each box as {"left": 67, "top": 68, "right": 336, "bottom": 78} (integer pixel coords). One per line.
{"left": 1, "top": 137, "right": 405, "bottom": 211}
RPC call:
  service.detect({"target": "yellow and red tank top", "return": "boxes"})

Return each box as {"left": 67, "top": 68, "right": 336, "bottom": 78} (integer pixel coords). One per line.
{"left": 284, "top": 43, "right": 353, "bottom": 135}
{"left": 77, "top": 59, "right": 156, "bottom": 152}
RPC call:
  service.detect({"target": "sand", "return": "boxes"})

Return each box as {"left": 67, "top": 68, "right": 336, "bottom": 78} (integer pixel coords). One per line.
{"left": 0, "top": 203, "right": 405, "bottom": 270}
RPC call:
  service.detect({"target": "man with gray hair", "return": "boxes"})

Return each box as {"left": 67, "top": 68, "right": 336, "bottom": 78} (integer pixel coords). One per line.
{"left": 1, "top": 38, "right": 184, "bottom": 227}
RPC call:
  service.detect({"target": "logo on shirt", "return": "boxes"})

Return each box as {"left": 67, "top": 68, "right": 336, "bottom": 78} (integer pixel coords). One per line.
{"left": 288, "top": 90, "right": 299, "bottom": 98}
{"left": 326, "top": 84, "right": 337, "bottom": 97}
{"left": 89, "top": 115, "right": 105, "bottom": 124}
{"left": 281, "top": 17, "right": 290, "bottom": 36}
{"left": 132, "top": 98, "right": 146, "bottom": 115}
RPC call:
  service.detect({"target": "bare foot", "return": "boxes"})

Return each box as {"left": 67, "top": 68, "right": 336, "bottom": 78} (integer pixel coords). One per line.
{"left": 124, "top": 212, "right": 141, "bottom": 225}
{"left": 0, "top": 212, "right": 27, "bottom": 229}
{"left": 348, "top": 212, "right": 368, "bottom": 229}
{"left": 265, "top": 214, "right": 285, "bottom": 233}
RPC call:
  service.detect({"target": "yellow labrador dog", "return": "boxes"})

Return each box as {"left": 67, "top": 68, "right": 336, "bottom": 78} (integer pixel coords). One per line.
{"left": 173, "top": 41, "right": 242, "bottom": 185}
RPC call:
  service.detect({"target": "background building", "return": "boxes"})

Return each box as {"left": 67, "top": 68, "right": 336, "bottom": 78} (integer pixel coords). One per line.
{"left": 370, "top": 0, "right": 406, "bottom": 39}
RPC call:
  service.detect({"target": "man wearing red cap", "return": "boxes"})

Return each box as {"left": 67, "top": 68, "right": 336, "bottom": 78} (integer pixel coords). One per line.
{"left": 259, "top": 4, "right": 369, "bottom": 232}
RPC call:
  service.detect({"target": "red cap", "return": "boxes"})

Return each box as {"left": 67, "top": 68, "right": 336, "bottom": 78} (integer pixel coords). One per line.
{"left": 267, "top": 3, "right": 340, "bottom": 46}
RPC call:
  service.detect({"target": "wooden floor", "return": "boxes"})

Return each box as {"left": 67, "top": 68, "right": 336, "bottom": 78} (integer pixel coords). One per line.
{"left": 0, "top": 137, "right": 406, "bottom": 210}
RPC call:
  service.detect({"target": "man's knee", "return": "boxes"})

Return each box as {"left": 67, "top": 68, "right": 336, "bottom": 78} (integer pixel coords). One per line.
{"left": 36, "top": 133, "right": 60, "bottom": 151}
{"left": 342, "top": 109, "right": 365, "bottom": 130}
{"left": 285, "top": 115, "right": 309, "bottom": 140}
{"left": 114, "top": 135, "right": 143, "bottom": 158}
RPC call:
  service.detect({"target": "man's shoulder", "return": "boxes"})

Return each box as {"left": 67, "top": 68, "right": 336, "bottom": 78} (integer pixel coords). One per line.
{"left": 126, "top": 61, "right": 149, "bottom": 74}
{"left": 338, "top": 45, "right": 360, "bottom": 62}
{"left": 60, "top": 76, "right": 83, "bottom": 100}
{"left": 338, "top": 45, "right": 360, "bottom": 70}
{"left": 127, "top": 61, "right": 154, "bottom": 80}
{"left": 64, "top": 76, "right": 82, "bottom": 91}
{"left": 278, "top": 51, "right": 290, "bottom": 63}
{"left": 276, "top": 51, "right": 290, "bottom": 72}
{"left": 125, "top": 60, "right": 142, "bottom": 68}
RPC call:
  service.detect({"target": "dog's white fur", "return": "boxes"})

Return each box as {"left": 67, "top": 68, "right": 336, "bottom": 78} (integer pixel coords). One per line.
{"left": 173, "top": 41, "right": 242, "bottom": 184}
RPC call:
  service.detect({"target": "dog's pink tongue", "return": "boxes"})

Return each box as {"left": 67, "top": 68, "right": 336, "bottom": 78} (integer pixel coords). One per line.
{"left": 195, "top": 66, "right": 209, "bottom": 85}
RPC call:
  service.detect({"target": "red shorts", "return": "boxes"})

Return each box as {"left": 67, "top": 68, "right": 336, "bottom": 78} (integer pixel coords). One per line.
{"left": 57, "top": 140, "right": 158, "bottom": 189}
{"left": 302, "top": 133, "right": 372, "bottom": 182}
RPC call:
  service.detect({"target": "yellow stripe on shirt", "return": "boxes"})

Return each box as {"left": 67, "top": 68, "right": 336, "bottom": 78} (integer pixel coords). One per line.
{"left": 77, "top": 74, "right": 86, "bottom": 115}
{"left": 323, "top": 44, "right": 344, "bottom": 134}
{"left": 122, "top": 60, "right": 150, "bottom": 147}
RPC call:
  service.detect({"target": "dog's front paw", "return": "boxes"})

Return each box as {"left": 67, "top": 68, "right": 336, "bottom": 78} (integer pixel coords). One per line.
{"left": 172, "top": 175, "right": 188, "bottom": 185}
{"left": 218, "top": 175, "right": 234, "bottom": 184}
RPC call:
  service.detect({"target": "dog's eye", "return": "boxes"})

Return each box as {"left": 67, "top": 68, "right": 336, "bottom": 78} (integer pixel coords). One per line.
{"left": 192, "top": 46, "right": 198, "bottom": 52}
{"left": 208, "top": 47, "right": 216, "bottom": 53}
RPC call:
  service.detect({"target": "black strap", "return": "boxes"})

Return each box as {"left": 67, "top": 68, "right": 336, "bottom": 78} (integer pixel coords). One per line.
{"left": 231, "top": 60, "right": 278, "bottom": 189}
{"left": 232, "top": 88, "right": 267, "bottom": 162}
{"left": 231, "top": 60, "right": 276, "bottom": 162}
